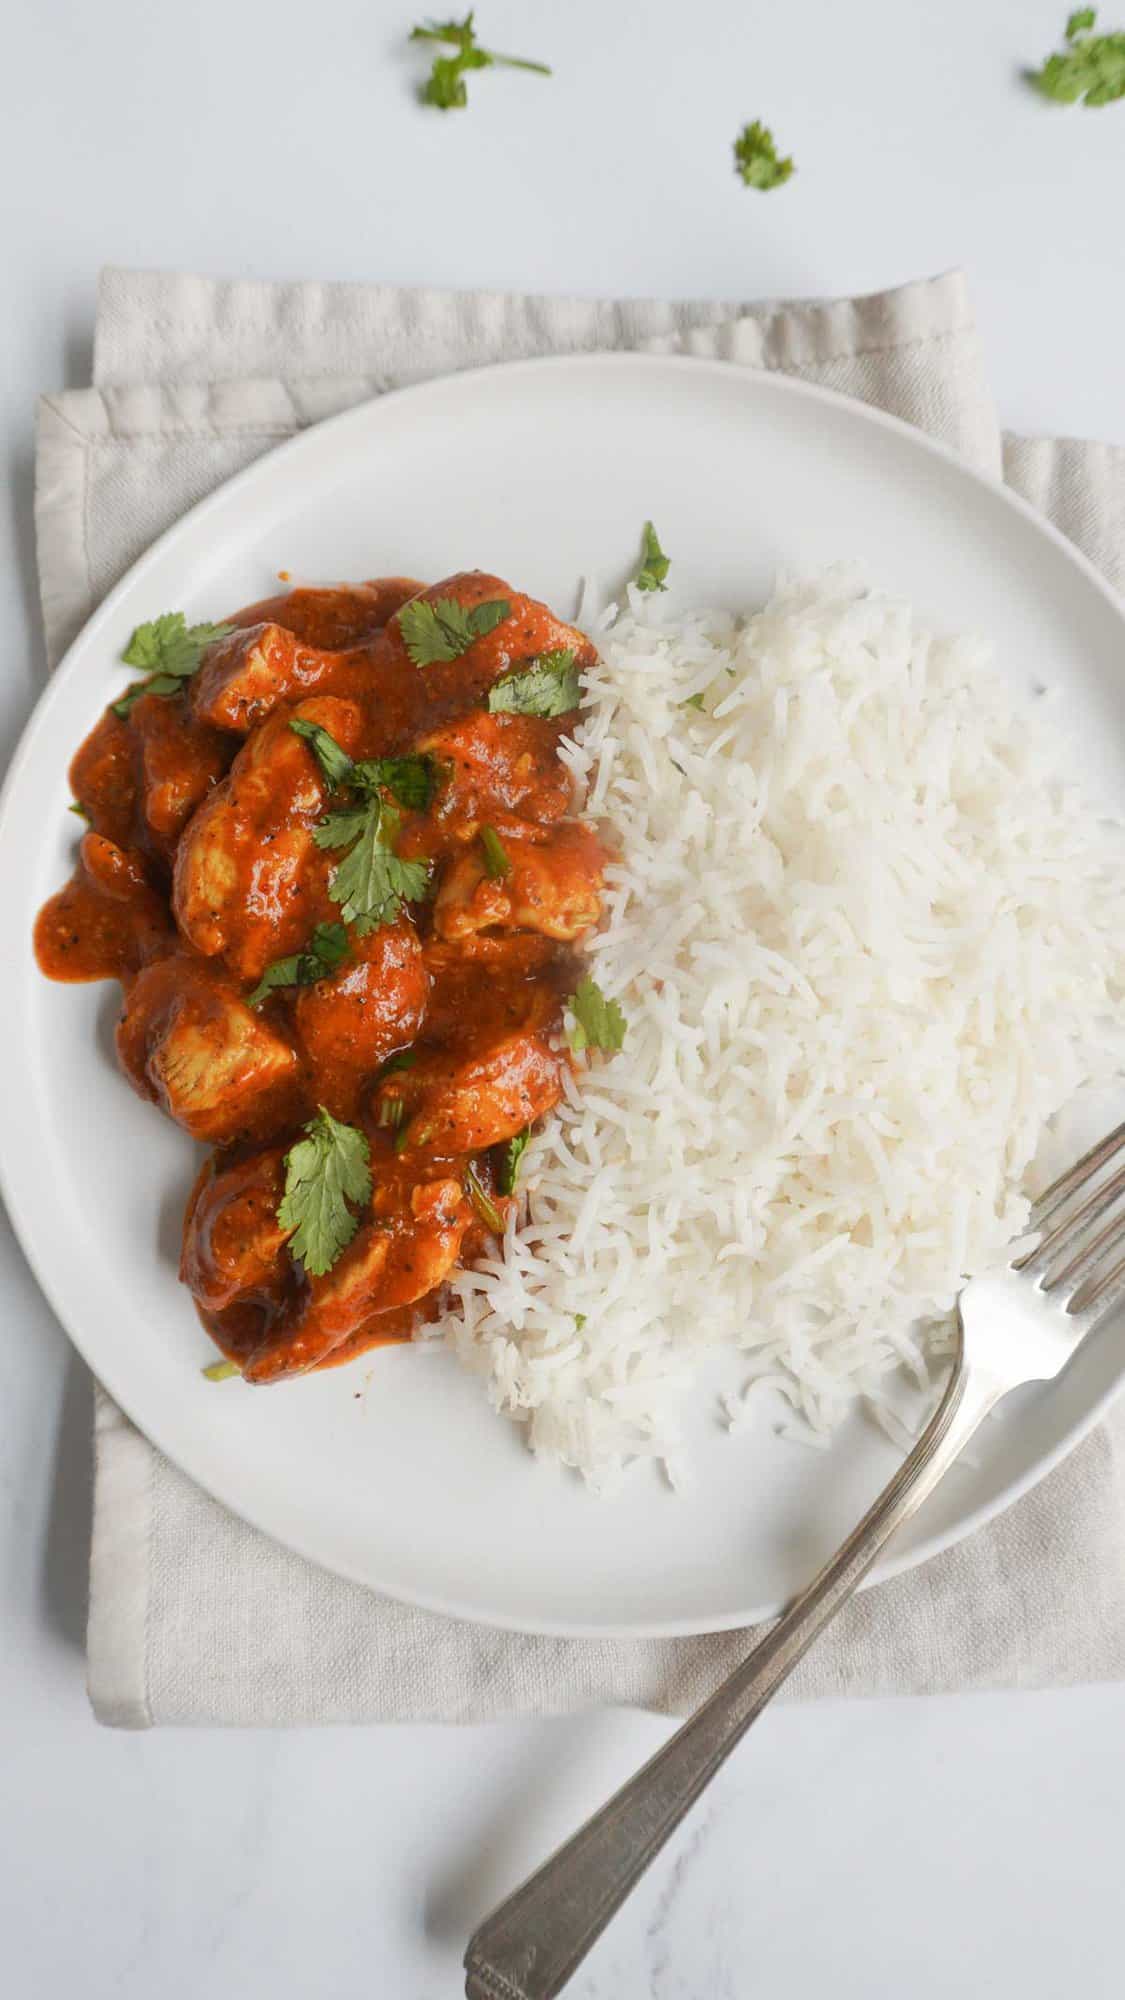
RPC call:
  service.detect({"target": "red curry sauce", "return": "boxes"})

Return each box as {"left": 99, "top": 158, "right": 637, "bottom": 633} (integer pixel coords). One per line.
{"left": 34, "top": 573, "right": 604, "bottom": 1381}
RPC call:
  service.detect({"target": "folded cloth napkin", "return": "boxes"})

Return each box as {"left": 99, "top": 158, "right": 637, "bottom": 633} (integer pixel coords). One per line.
{"left": 34, "top": 266, "right": 1125, "bottom": 1727}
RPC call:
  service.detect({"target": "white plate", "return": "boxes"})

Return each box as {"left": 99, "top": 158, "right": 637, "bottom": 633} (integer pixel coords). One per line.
{"left": 4, "top": 354, "right": 1125, "bottom": 1638}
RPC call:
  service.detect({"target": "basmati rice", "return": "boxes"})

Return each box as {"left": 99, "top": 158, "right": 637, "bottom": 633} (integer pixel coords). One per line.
{"left": 443, "top": 569, "right": 1125, "bottom": 1488}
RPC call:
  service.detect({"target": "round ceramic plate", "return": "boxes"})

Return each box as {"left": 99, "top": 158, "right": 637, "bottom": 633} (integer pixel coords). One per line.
{"left": 4, "top": 354, "right": 1125, "bottom": 1637}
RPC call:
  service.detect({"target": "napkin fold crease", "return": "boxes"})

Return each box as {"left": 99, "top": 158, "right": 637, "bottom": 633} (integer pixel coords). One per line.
{"left": 32, "top": 265, "right": 1125, "bottom": 1726}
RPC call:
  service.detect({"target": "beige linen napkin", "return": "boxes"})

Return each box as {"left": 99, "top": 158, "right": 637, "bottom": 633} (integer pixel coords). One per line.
{"left": 35, "top": 267, "right": 1125, "bottom": 1727}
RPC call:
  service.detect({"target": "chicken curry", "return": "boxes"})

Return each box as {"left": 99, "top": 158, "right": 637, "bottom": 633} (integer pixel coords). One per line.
{"left": 34, "top": 572, "right": 608, "bottom": 1383}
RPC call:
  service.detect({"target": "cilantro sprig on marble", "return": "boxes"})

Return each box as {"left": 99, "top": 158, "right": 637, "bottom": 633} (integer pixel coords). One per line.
{"left": 278, "top": 1106, "right": 373, "bottom": 1278}
{"left": 410, "top": 14, "right": 550, "bottom": 111}
{"left": 732, "top": 120, "right": 795, "bottom": 190}
{"left": 290, "top": 719, "right": 432, "bottom": 933}
{"left": 113, "top": 613, "right": 234, "bottom": 719}
{"left": 1029, "top": 9, "right": 1125, "bottom": 103}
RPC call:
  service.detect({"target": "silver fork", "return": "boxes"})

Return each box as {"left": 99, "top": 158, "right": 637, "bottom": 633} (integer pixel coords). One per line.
{"left": 464, "top": 1121, "right": 1125, "bottom": 2000}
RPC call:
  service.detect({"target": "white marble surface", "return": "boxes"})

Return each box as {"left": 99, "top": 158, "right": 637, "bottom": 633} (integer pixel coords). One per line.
{"left": 5, "top": 1, "right": 1125, "bottom": 1993}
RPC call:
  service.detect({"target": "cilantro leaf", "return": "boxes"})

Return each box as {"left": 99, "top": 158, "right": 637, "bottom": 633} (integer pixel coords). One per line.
{"left": 465, "top": 1164, "right": 505, "bottom": 1232}
{"left": 376, "top": 1047, "right": 419, "bottom": 1079}
{"left": 290, "top": 717, "right": 356, "bottom": 788}
{"left": 636, "top": 521, "right": 670, "bottom": 593}
{"left": 479, "top": 825, "right": 511, "bottom": 879}
{"left": 488, "top": 648, "right": 581, "bottom": 717}
{"left": 733, "top": 120, "right": 795, "bottom": 190}
{"left": 354, "top": 754, "right": 435, "bottom": 811}
{"left": 247, "top": 922, "right": 349, "bottom": 1009}
{"left": 422, "top": 54, "right": 471, "bottom": 107}
{"left": 497, "top": 1125, "right": 531, "bottom": 1195}
{"left": 289, "top": 717, "right": 435, "bottom": 813}
{"left": 681, "top": 692, "right": 706, "bottom": 711}
{"left": 312, "top": 805, "right": 373, "bottom": 852}
{"left": 278, "top": 1106, "right": 372, "bottom": 1277}
{"left": 1030, "top": 13, "right": 1125, "bottom": 101}
{"left": 565, "top": 975, "right": 627, "bottom": 1054}
{"left": 410, "top": 14, "right": 551, "bottom": 111}
{"left": 292, "top": 724, "right": 433, "bottom": 935}
{"left": 113, "top": 612, "right": 234, "bottom": 718}
{"left": 398, "top": 595, "right": 511, "bottom": 667}
{"left": 325, "top": 798, "right": 430, "bottom": 933}
{"left": 68, "top": 801, "right": 90, "bottom": 820}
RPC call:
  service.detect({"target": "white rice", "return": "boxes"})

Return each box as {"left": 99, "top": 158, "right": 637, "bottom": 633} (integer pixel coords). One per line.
{"left": 443, "top": 568, "right": 1125, "bottom": 1489}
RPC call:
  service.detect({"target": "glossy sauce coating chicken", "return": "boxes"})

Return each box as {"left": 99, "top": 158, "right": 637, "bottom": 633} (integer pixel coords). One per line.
{"left": 35, "top": 573, "right": 606, "bottom": 1381}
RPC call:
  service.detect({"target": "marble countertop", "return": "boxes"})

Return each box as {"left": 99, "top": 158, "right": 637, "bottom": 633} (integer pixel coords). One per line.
{"left": 5, "top": 2, "right": 1125, "bottom": 1993}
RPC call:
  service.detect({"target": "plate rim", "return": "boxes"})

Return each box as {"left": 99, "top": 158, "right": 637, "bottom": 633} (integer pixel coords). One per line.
{"left": 4, "top": 348, "right": 1125, "bottom": 1638}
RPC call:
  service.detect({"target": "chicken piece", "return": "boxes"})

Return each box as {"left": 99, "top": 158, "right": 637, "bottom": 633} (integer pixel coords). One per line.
{"left": 173, "top": 694, "right": 362, "bottom": 982}
{"left": 293, "top": 920, "right": 429, "bottom": 1118}
{"left": 129, "top": 692, "right": 233, "bottom": 845}
{"left": 434, "top": 821, "right": 604, "bottom": 944}
{"left": 117, "top": 954, "right": 302, "bottom": 1143}
{"left": 243, "top": 1173, "right": 471, "bottom": 1382}
{"left": 384, "top": 571, "right": 596, "bottom": 717}
{"left": 375, "top": 1030, "right": 563, "bottom": 1156}
{"left": 229, "top": 579, "right": 425, "bottom": 649}
{"left": 412, "top": 711, "right": 572, "bottom": 839}
{"left": 421, "top": 934, "right": 561, "bottom": 1044}
{"left": 69, "top": 710, "right": 137, "bottom": 849}
{"left": 34, "top": 832, "right": 171, "bottom": 983}
{"left": 190, "top": 624, "right": 377, "bottom": 734}
{"left": 181, "top": 1147, "right": 290, "bottom": 1315}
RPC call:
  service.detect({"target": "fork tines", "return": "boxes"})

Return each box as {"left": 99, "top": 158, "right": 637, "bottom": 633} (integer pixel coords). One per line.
{"left": 1020, "top": 1118, "right": 1125, "bottom": 1314}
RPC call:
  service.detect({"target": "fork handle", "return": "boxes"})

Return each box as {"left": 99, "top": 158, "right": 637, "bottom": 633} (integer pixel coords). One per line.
{"left": 465, "top": 1339, "right": 999, "bottom": 2000}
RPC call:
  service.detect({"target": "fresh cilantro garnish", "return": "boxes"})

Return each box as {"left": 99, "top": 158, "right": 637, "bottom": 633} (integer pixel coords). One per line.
{"left": 398, "top": 595, "right": 510, "bottom": 667}
{"left": 565, "top": 975, "right": 627, "bottom": 1054}
{"left": 479, "top": 825, "right": 511, "bottom": 879}
{"left": 369, "top": 755, "right": 436, "bottom": 810}
{"left": 636, "top": 520, "right": 670, "bottom": 593}
{"left": 288, "top": 719, "right": 433, "bottom": 932}
{"left": 312, "top": 804, "right": 372, "bottom": 851}
{"left": 201, "top": 1358, "right": 241, "bottom": 1382}
{"left": 68, "top": 801, "right": 90, "bottom": 820}
{"left": 376, "top": 1048, "right": 419, "bottom": 1079}
{"left": 394, "top": 1118, "right": 419, "bottom": 1155}
{"left": 465, "top": 1164, "right": 504, "bottom": 1232}
{"left": 316, "top": 798, "right": 430, "bottom": 933}
{"left": 247, "top": 922, "right": 349, "bottom": 1009}
{"left": 681, "top": 692, "right": 706, "bottom": 712}
{"left": 574, "top": 1313, "right": 587, "bottom": 1331}
{"left": 410, "top": 14, "right": 550, "bottom": 111}
{"left": 497, "top": 1125, "right": 531, "bottom": 1195}
{"left": 278, "top": 1106, "right": 372, "bottom": 1277}
{"left": 1029, "top": 10, "right": 1125, "bottom": 101}
{"left": 488, "top": 648, "right": 581, "bottom": 717}
{"left": 733, "top": 120, "right": 795, "bottom": 190}
{"left": 113, "top": 612, "right": 234, "bottom": 718}
{"left": 290, "top": 720, "right": 435, "bottom": 810}
{"left": 289, "top": 717, "right": 356, "bottom": 788}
